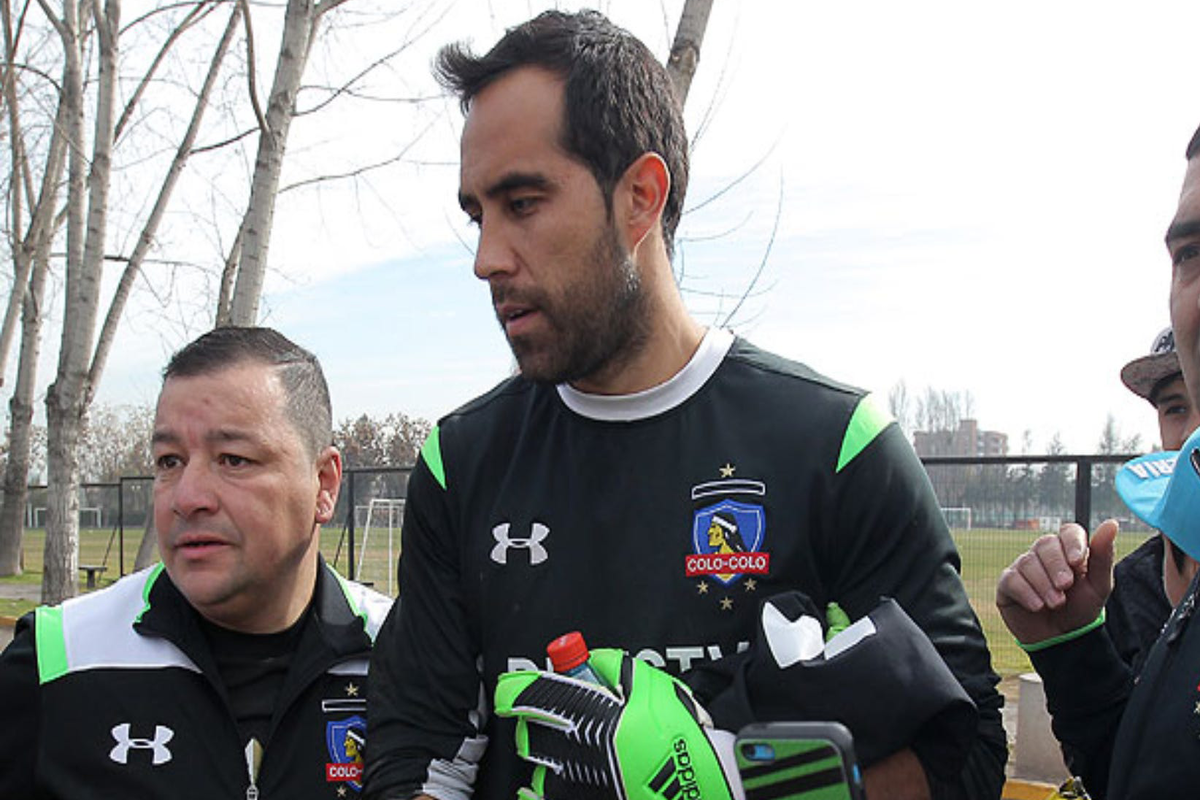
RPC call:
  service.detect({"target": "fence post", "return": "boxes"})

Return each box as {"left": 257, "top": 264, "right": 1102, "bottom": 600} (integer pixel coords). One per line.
{"left": 118, "top": 478, "right": 125, "bottom": 577}
{"left": 346, "top": 471, "right": 357, "bottom": 581}
{"left": 1075, "top": 458, "right": 1092, "bottom": 528}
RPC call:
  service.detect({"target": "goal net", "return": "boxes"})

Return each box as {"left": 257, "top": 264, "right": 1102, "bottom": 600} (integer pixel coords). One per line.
{"left": 941, "top": 506, "right": 972, "bottom": 530}
{"left": 357, "top": 498, "right": 404, "bottom": 595}
{"left": 29, "top": 506, "right": 102, "bottom": 529}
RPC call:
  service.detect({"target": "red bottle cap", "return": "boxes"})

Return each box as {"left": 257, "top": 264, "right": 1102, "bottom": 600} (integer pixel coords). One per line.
{"left": 547, "top": 631, "right": 589, "bottom": 673}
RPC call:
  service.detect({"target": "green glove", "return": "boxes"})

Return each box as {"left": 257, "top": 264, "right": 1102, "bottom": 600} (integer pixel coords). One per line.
{"left": 494, "top": 648, "right": 735, "bottom": 800}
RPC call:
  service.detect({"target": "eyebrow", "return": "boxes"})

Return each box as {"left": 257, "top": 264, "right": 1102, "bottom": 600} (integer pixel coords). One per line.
{"left": 458, "top": 171, "right": 551, "bottom": 212}
{"left": 151, "top": 429, "right": 261, "bottom": 447}
{"left": 1165, "top": 217, "right": 1200, "bottom": 247}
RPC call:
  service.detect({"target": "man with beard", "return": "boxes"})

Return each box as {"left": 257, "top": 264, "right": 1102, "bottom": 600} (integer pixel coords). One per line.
{"left": 365, "top": 10, "right": 1005, "bottom": 800}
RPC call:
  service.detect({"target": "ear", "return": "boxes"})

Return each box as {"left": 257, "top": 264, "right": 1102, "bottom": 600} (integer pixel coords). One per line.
{"left": 617, "top": 152, "right": 670, "bottom": 252}
{"left": 314, "top": 446, "right": 343, "bottom": 525}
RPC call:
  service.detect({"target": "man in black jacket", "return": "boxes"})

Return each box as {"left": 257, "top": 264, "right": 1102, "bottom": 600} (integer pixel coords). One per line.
{"left": 996, "top": 124, "right": 1200, "bottom": 799}
{"left": 0, "top": 327, "right": 392, "bottom": 799}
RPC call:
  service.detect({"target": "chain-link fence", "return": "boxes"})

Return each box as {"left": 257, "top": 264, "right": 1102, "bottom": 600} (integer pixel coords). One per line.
{"left": 922, "top": 454, "right": 1145, "bottom": 676}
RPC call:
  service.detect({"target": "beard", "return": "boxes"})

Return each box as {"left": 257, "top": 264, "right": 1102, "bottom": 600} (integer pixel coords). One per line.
{"left": 494, "top": 221, "right": 649, "bottom": 386}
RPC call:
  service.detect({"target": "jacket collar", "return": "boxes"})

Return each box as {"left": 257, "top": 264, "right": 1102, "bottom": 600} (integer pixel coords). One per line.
{"left": 134, "top": 555, "right": 373, "bottom": 670}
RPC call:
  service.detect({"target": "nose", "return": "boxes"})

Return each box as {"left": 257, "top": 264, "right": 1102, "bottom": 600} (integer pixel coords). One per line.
{"left": 168, "top": 460, "right": 218, "bottom": 518}
{"left": 473, "top": 218, "right": 516, "bottom": 282}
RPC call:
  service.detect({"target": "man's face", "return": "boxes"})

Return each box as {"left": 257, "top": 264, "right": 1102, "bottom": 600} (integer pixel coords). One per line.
{"left": 1151, "top": 374, "right": 1200, "bottom": 450}
{"left": 458, "top": 66, "right": 648, "bottom": 389}
{"left": 152, "top": 361, "right": 340, "bottom": 633}
{"left": 1168, "top": 157, "right": 1200, "bottom": 411}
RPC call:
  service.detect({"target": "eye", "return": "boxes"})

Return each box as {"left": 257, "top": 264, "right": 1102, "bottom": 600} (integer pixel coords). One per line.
{"left": 509, "top": 196, "right": 539, "bottom": 216}
{"left": 219, "top": 453, "right": 252, "bottom": 468}
{"left": 1173, "top": 243, "right": 1200, "bottom": 267}
{"left": 154, "top": 454, "right": 181, "bottom": 472}
{"left": 1163, "top": 403, "right": 1189, "bottom": 418}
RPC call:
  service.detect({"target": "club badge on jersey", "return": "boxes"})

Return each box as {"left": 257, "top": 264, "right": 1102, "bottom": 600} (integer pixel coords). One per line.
{"left": 686, "top": 464, "right": 770, "bottom": 609}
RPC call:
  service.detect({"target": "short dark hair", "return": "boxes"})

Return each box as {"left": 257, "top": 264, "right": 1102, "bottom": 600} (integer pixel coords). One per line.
{"left": 435, "top": 9, "right": 689, "bottom": 258}
{"left": 1187, "top": 125, "right": 1200, "bottom": 160}
{"left": 163, "top": 327, "right": 332, "bottom": 458}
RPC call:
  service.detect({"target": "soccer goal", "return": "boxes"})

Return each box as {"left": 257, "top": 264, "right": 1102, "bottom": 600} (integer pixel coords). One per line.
{"left": 941, "top": 506, "right": 973, "bottom": 530}
{"left": 357, "top": 498, "right": 405, "bottom": 595}
{"left": 29, "top": 506, "right": 102, "bottom": 529}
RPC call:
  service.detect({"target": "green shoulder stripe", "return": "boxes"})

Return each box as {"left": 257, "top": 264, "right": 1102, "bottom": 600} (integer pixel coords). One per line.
{"left": 421, "top": 425, "right": 447, "bottom": 490}
{"left": 35, "top": 605, "right": 68, "bottom": 685}
{"left": 836, "top": 393, "right": 894, "bottom": 473}
{"left": 134, "top": 562, "right": 166, "bottom": 624}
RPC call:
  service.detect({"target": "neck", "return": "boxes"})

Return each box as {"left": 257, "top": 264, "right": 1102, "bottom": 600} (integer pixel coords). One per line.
{"left": 570, "top": 251, "right": 703, "bottom": 396}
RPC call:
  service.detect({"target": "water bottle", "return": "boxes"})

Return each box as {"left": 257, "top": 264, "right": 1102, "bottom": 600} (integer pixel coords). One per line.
{"left": 547, "top": 631, "right": 613, "bottom": 689}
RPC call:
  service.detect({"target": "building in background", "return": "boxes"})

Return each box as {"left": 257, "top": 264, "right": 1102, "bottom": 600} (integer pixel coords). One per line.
{"left": 914, "top": 419, "right": 1009, "bottom": 459}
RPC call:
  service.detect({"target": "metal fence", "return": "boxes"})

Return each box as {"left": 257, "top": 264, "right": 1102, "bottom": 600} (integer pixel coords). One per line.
{"left": 17, "top": 455, "right": 1156, "bottom": 676}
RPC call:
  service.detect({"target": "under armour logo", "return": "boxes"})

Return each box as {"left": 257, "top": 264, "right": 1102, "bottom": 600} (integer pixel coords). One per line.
{"left": 491, "top": 522, "right": 550, "bottom": 565}
{"left": 109, "top": 723, "right": 174, "bottom": 765}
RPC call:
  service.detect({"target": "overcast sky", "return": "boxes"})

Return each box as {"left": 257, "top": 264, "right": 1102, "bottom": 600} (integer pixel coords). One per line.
{"left": 60, "top": 1, "right": 1200, "bottom": 454}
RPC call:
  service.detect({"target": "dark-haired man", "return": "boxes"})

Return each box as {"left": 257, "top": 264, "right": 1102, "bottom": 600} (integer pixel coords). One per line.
{"left": 1107, "top": 327, "right": 1200, "bottom": 675}
{"left": 367, "top": 10, "right": 1005, "bottom": 800}
{"left": 997, "top": 127, "right": 1200, "bottom": 798}
{"left": 0, "top": 327, "right": 393, "bottom": 799}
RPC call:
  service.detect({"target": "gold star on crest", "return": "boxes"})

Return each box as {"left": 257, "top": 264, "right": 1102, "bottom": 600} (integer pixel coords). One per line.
{"left": 720, "top": 597, "right": 733, "bottom": 611}
{"left": 744, "top": 578, "right": 757, "bottom": 592}
{"left": 338, "top": 786, "right": 348, "bottom": 797}
{"left": 1195, "top": 700, "right": 1200, "bottom": 716}
{"left": 697, "top": 582, "right": 709, "bottom": 594}
{"left": 345, "top": 682, "right": 359, "bottom": 697}
{"left": 719, "top": 463, "right": 736, "bottom": 478}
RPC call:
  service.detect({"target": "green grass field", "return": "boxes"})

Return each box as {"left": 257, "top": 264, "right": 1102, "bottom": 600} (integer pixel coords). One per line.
{"left": 3, "top": 523, "right": 1152, "bottom": 680}
{"left": 952, "top": 527, "right": 1144, "bottom": 676}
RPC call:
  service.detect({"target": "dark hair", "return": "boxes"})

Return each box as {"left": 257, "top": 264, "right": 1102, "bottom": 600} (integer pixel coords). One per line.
{"left": 435, "top": 9, "right": 689, "bottom": 258}
{"left": 1188, "top": 125, "right": 1200, "bottom": 160}
{"left": 164, "top": 327, "right": 332, "bottom": 458}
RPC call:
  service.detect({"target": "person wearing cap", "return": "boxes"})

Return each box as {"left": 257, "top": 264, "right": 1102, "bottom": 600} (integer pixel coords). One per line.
{"left": 996, "top": 125, "right": 1200, "bottom": 799}
{"left": 1106, "top": 327, "right": 1200, "bottom": 674}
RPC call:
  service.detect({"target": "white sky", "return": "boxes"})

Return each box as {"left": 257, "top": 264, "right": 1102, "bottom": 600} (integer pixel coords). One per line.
{"left": 53, "top": 1, "right": 1200, "bottom": 453}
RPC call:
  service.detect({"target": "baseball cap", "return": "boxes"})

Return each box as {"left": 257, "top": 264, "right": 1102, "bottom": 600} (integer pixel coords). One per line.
{"left": 1115, "top": 424, "right": 1200, "bottom": 561}
{"left": 1120, "top": 326, "right": 1181, "bottom": 401}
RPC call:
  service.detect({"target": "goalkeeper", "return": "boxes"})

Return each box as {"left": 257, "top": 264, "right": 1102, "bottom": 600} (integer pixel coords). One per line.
{"left": 363, "top": 9, "right": 1006, "bottom": 800}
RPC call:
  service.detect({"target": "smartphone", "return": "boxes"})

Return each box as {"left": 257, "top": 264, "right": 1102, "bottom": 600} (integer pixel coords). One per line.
{"left": 734, "top": 721, "right": 866, "bottom": 800}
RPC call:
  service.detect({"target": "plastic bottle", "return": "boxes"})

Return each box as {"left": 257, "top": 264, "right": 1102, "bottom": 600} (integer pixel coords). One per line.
{"left": 547, "top": 631, "right": 613, "bottom": 689}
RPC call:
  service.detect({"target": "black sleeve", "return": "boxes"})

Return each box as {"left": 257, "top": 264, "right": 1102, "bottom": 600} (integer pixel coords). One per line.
{"left": 825, "top": 422, "right": 1007, "bottom": 800}
{"left": 0, "top": 612, "right": 42, "bottom": 799}
{"left": 1029, "top": 628, "right": 1130, "bottom": 799}
{"left": 365, "top": 452, "right": 486, "bottom": 800}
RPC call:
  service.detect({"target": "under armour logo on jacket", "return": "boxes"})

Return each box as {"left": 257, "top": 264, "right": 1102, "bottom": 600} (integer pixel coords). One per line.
{"left": 491, "top": 522, "right": 550, "bottom": 565}
{"left": 109, "top": 723, "right": 174, "bottom": 765}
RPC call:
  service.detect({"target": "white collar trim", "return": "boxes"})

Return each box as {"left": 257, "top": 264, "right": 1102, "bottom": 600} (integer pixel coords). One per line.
{"left": 556, "top": 328, "right": 735, "bottom": 421}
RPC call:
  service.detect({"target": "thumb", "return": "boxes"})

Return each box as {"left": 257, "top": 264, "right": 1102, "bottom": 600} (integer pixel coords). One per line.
{"left": 1085, "top": 519, "right": 1118, "bottom": 597}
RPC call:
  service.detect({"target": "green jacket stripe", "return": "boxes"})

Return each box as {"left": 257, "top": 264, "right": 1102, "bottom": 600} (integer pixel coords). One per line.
{"left": 837, "top": 393, "right": 894, "bottom": 473}
{"left": 34, "top": 605, "right": 68, "bottom": 685}
{"left": 421, "top": 425, "right": 447, "bottom": 490}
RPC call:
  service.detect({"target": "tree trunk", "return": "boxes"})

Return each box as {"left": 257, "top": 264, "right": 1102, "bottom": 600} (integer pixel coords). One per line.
{"left": 44, "top": 0, "right": 119, "bottom": 605}
{"left": 0, "top": 253, "right": 51, "bottom": 578}
{"left": 227, "top": 0, "right": 321, "bottom": 325}
{"left": 666, "top": 0, "right": 714, "bottom": 104}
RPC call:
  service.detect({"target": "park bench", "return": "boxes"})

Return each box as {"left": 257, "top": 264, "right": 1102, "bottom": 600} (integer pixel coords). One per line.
{"left": 79, "top": 564, "right": 107, "bottom": 590}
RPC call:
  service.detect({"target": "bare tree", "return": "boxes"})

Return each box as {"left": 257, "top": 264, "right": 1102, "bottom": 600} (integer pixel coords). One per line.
{"left": 665, "top": 0, "right": 714, "bottom": 104}
{"left": 222, "top": 0, "right": 349, "bottom": 325}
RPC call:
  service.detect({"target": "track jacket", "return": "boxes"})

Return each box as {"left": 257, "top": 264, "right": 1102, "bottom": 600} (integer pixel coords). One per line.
{"left": 0, "top": 557, "right": 392, "bottom": 800}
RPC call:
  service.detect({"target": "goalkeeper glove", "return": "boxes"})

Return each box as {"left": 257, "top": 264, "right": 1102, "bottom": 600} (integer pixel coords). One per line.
{"left": 494, "top": 647, "right": 737, "bottom": 800}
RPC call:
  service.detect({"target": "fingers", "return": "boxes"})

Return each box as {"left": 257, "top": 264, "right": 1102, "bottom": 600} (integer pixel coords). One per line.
{"left": 997, "top": 527, "right": 1090, "bottom": 612}
{"left": 1084, "top": 519, "right": 1118, "bottom": 597}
